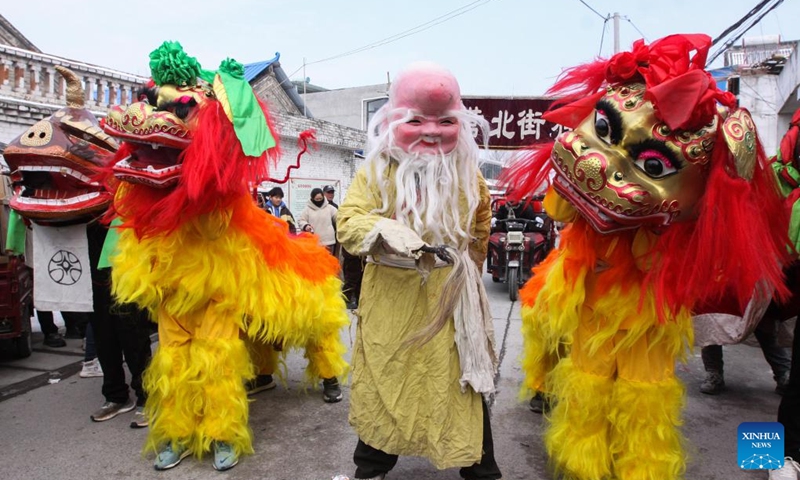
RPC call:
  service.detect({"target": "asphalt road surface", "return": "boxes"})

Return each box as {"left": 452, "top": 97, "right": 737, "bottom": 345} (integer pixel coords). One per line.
{"left": 0, "top": 274, "right": 785, "bottom": 480}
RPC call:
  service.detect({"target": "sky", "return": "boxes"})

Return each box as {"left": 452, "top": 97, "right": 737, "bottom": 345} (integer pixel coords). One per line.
{"left": 4, "top": 0, "right": 800, "bottom": 97}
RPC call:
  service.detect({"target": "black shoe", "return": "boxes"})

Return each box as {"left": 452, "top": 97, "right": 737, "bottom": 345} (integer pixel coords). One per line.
{"left": 43, "top": 333, "right": 67, "bottom": 348}
{"left": 346, "top": 300, "right": 358, "bottom": 310}
{"left": 322, "top": 377, "right": 343, "bottom": 403}
{"left": 700, "top": 371, "right": 725, "bottom": 395}
{"left": 245, "top": 374, "right": 276, "bottom": 396}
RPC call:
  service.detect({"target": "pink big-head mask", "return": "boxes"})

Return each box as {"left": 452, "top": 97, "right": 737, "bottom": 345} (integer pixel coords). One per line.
{"left": 389, "top": 64, "right": 463, "bottom": 155}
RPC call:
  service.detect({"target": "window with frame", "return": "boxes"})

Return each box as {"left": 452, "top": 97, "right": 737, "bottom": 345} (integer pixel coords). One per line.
{"left": 364, "top": 97, "right": 389, "bottom": 130}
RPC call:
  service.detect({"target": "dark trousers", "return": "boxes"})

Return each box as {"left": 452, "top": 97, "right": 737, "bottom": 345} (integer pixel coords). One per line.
{"left": 84, "top": 322, "right": 97, "bottom": 361}
{"left": 86, "top": 223, "right": 152, "bottom": 406}
{"left": 342, "top": 248, "right": 364, "bottom": 303}
{"left": 779, "top": 317, "right": 800, "bottom": 459}
{"left": 38, "top": 311, "right": 90, "bottom": 337}
{"left": 353, "top": 401, "right": 502, "bottom": 479}
{"left": 701, "top": 319, "right": 792, "bottom": 381}
{"left": 36, "top": 310, "right": 58, "bottom": 336}
{"left": 62, "top": 311, "right": 89, "bottom": 337}
{"left": 90, "top": 269, "right": 152, "bottom": 406}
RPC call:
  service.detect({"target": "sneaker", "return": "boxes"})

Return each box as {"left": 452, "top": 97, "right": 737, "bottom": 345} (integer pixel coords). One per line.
{"left": 322, "top": 377, "right": 343, "bottom": 403}
{"left": 699, "top": 371, "right": 725, "bottom": 395}
{"left": 212, "top": 441, "right": 239, "bottom": 471}
{"left": 769, "top": 457, "right": 800, "bottom": 480}
{"left": 130, "top": 406, "right": 148, "bottom": 429}
{"left": 79, "top": 358, "right": 103, "bottom": 378}
{"left": 245, "top": 374, "right": 276, "bottom": 396}
{"left": 529, "top": 392, "right": 551, "bottom": 414}
{"left": 43, "top": 333, "right": 66, "bottom": 348}
{"left": 154, "top": 443, "right": 191, "bottom": 471}
{"left": 90, "top": 398, "right": 135, "bottom": 422}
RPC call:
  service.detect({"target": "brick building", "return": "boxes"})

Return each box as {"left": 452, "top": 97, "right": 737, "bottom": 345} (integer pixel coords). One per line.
{"left": 245, "top": 55, "right": 366, "bottom": 213}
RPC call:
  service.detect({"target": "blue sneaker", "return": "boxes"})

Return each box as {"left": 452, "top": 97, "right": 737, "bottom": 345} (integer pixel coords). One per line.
{"left": 213, "top": 441, "right": 239, "bottom": 471}
{"left": 154, "top": 443, "right": 190, "bottom": 471}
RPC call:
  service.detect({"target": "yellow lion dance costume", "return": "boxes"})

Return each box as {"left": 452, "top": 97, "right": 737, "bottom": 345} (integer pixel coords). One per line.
{"left": 504, "top": 34, "right": 790, "bottom": 479}
{"left": 101, "top": 42, "right": 348, "bottom": 470}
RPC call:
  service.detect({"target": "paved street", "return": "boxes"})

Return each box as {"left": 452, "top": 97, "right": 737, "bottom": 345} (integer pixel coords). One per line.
{"left": 0, "top": 274, "right": 785, "bottom": 480}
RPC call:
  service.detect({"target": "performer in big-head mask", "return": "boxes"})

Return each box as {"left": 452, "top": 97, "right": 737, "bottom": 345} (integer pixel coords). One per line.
{"left": 337, "top": 62, "right": 501, "bottom": 480}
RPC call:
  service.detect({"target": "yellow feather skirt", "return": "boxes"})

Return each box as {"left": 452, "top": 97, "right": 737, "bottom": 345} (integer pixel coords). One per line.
{"left": 111, "top": 216, "right": 350, "bottom": 456}
{"left": 521, "top": 246, "right": 693, "bottom": 480}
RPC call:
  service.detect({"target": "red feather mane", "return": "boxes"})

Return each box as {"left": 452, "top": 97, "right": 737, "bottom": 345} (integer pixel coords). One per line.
{"left": 111, "top": 98, "right": 281, "bottom": 238}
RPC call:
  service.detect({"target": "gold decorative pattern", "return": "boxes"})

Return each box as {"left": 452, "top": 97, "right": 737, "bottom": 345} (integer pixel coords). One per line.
{"left": 609, "top": 83, "right": 646, "bottom": 111}
{"left": 548, "top": 82, "right": 720, "bottom": 232}
{"left": 722, "top": 109, "right": 757, "bottom": 180}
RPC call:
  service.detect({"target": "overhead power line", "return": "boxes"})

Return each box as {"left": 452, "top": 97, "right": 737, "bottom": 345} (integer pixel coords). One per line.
{"left": 271, "top": 0, "right": 493, "bottom": 93}
{"left": 578, "top": 0, "right": 607, "bottom": 21}
{"left": 707, "top": 0, "right": 785, "bottom": 66}
{"left": 711, "top": 0, "right": 775, "bottom": 47}
{"left": 598, "top": 17, "right": 610, "bottom": 56}
{"left": 625, "top": 16, "right": 648, "bottom": 42}
{"left": 308, "top": 0, "right": 492, "bottom": 66}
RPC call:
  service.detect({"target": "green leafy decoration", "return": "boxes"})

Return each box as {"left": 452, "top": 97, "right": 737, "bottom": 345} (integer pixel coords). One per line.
{"left": 218, "top": 58, "right": 245, "bottom": 79}
{"left": 149, "top": 41, "right": 202, "bottom": 86}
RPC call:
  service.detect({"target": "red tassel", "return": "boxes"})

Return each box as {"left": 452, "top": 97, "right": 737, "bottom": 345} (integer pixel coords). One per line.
{"left": 264, "top": 129, "right": 317, "bottom": 184}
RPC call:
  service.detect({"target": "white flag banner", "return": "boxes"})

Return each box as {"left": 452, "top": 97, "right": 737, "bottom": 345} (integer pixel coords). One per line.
{"left": 32, "top": 224, "right": 93, "bottom": 312}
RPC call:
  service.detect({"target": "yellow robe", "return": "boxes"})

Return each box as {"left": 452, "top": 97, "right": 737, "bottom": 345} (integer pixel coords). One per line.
{"left": 337, "top": 163, "right": 491, "bottom": 469}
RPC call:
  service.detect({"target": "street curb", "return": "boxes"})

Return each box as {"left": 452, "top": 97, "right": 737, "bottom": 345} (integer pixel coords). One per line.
{"left": 0, "top": 358, "right": 82, "bottom": 403}
{"left": 0, "top": 332, "right": 158, "bottom": 403}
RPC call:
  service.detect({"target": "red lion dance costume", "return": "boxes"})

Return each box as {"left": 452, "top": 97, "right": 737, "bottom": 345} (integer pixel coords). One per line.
{"left": 504, "top": 34, "right": 790, "bottom": 479}
{"left": 101, "top": 42, "right": 348, "bottom": 470}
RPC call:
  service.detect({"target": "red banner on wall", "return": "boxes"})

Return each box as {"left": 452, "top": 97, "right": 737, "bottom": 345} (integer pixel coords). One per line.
{"left": 462, "top": 97, "right": 567, "bottom": 150}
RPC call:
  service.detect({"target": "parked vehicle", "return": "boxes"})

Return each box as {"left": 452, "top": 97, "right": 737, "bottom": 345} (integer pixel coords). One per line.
{"left": 487, "top": 197, "right": 555, "bottom": 301}
{"left": 0, "top": 254, "right": 33, "bottom": 358}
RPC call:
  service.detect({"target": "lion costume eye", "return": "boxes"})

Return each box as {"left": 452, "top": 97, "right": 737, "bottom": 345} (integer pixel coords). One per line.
{"left": 595, "top": 110, "right": 612, "bottom": 144}
{"left": 634, "top": 150, "right": 677, "bottom": 178}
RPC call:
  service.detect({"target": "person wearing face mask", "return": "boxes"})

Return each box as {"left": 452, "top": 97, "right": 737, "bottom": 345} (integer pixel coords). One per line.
{"left": 298, "top": 188, "right": 338, "bottom": 254}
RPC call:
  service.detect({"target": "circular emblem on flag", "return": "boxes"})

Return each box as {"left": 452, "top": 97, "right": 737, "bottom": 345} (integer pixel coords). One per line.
{"left": 48, "top": 250, "right": 82, "bottom": 285}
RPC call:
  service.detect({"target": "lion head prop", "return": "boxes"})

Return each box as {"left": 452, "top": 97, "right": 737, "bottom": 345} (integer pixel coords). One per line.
{"left": 503, "top": 34, "right": 789, "bottom": 312}
{"left": 3, "top": 67, "right": 117, "bottom": 224}
{"left": 102, "top": 41, "right": 280, "bottom": 237}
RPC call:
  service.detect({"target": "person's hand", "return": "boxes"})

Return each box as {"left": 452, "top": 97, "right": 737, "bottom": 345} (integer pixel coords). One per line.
{"left": 304, "top": 225, "right": 314, "bottom": 233}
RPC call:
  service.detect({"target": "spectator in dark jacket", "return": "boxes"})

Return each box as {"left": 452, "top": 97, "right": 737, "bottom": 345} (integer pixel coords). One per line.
{"left": 264, "top": 187, "right": 297, "bottom": 234}
{"left": 323, "top": 185, "right": 339, "bottom": 209}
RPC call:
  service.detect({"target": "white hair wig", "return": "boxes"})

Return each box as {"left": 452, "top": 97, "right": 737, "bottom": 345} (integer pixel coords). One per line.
{"left": 363, "top": 64, "right": 490, "bottom": 248}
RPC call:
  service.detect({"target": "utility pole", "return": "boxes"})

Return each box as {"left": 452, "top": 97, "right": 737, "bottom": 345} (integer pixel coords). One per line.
{"left": 613, "top": 12, "right": 620, "bottom": 53}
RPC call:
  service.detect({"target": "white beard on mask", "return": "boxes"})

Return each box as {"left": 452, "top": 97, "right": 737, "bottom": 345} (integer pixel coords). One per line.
{"left": 364, "top": 105, "right": 489, "bottom": 250}
{"left": 370, "top": 146, "right": 479, "bottom": 249}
